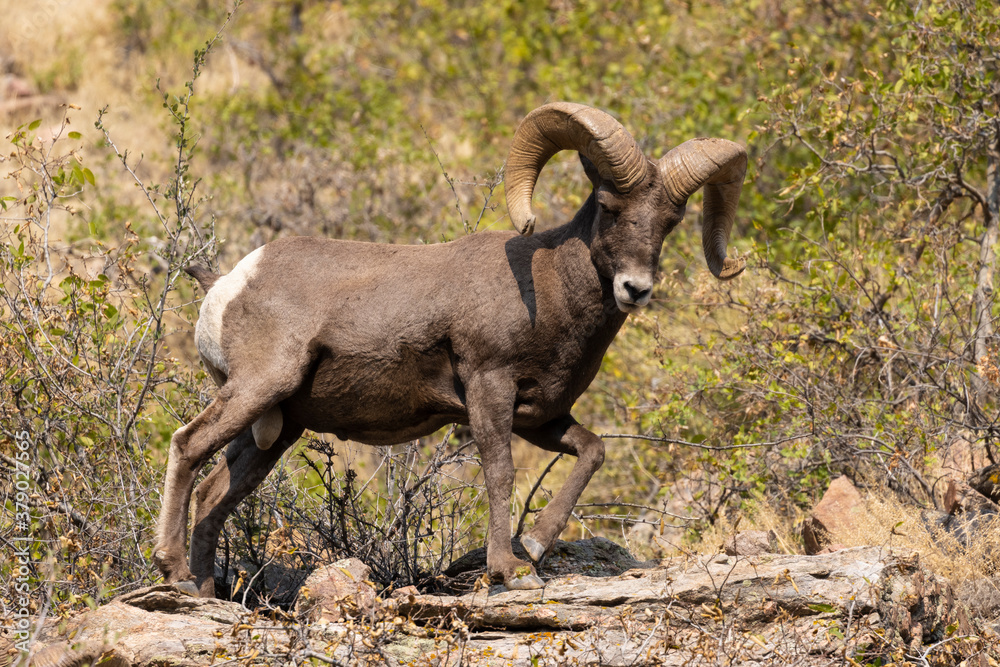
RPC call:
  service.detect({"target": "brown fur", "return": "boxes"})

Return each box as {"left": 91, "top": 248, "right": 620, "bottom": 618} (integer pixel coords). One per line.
{"left": 154, "top": 113, "right": 746, "bottom": 596}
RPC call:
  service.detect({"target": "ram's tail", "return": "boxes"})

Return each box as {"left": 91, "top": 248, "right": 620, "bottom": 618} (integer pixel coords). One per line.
{"left": 184, "top": 265, "right": 221, "bottom": 292}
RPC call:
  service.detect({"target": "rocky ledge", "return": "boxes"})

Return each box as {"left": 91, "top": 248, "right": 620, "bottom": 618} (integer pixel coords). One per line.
{"left": 12, "top": 539, "right": 995, "bottom": 666}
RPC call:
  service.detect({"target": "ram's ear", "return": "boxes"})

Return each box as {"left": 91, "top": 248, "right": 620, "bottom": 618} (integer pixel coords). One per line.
{"left": 579, "top": 153, "right": 602, "bottom": 189}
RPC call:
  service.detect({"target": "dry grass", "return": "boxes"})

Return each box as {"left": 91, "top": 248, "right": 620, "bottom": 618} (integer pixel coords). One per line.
{"left": 686, "top": 474, "right": 999, "bottom": 573}
{"left": 831, "top": 489, "right": 1000, "bottom": 605}
{"left": 684, "top": 493, "right": 807, "bottom": 558}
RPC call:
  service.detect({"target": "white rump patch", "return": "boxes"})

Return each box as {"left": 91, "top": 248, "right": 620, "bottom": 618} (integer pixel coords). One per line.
{"left": 194, "top": 246, "right": 265, "bottom": 377}
{"left": 252, "top": 405, "right": 283, "bottom": 450}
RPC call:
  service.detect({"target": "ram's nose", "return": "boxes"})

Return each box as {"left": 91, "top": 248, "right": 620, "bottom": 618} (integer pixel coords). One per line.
{"left": 613, "top": 274, "right": 654, "bottom": 312}
{"left": 623, "top": 280, "right": 652, "bottom": 303}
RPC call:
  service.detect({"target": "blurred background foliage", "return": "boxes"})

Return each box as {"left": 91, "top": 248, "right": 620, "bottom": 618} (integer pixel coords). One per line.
{"left": 1, "top": 0, "right": 999, "bottom": 613}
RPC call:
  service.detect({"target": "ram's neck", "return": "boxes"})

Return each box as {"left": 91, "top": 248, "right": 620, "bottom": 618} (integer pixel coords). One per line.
{"left": 546, "top": 190, "right": 599, "bottom": 247}
{"left": 532, "top": 193, "right": 628, "bottom": 342}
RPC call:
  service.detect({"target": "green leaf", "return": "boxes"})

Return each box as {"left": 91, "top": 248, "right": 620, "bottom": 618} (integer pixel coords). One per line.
{"left": 808, "top": 603, "right": 837, "bottom": 613}
{"left": 28, "top": 119, "right": 42, "bottom": 131}
{"left": 68, "top": 131, "right": 82, "bottom": 140}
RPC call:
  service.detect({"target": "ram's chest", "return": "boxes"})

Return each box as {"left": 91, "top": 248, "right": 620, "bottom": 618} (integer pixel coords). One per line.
{"left": 511, "top": 304, "right": 626, "bottom": 425}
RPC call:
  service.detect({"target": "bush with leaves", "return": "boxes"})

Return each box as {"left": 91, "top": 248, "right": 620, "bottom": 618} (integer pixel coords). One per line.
{"left": 0, "top": 16, "right": 233, "bottom": 620}
{"left": 607, "top": 0, "right": 1000, "bottom": 547}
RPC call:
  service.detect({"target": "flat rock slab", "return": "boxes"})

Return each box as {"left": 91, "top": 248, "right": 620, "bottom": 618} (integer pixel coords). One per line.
{"left": 390, "top": 546, "right": 914, "bottom": 666}
{"left": 24, "top": 585, "right": 268, "bottom": 667}
{"left": 396, "top": 546, "right": 899, "bottom": 632}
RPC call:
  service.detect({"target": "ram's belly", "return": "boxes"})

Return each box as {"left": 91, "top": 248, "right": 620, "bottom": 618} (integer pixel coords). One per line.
{"left": 284, "top": 348, "right": 466, "bottom": 446}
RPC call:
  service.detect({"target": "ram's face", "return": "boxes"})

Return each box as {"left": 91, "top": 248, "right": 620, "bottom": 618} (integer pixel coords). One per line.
{"left": 504, "top": 103, "right": 748, "bottom": 303}
{"left": 588, "top": 172, "right": 681, "bottom": 313}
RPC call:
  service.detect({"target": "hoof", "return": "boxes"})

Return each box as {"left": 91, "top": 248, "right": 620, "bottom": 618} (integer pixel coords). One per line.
{"left": 520, "top": 534, "right": 547, "bottom": 563}
{"left": 504, "top": 572, "right": 545, "bottom": 590}
{"left": 172, "top": 580, "right": 201, "bottom": 597}
{"left": 153, "top": 547, "right": 193, "bottom": 580}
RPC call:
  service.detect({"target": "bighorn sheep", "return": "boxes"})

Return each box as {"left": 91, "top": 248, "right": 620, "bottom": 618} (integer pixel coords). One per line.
{"left": 154, "top": 102, "right": 747, "bottom": 596}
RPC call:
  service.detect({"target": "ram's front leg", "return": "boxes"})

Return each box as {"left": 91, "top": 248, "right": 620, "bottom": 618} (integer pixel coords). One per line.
{"left": 515, "top": 415, "right": 605, "bottom": 563}
{"left": 466, "top": 374, "right": 544, "bottom": 590}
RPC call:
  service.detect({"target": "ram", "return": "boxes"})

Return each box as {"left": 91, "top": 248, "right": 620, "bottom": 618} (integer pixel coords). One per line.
{"left": 154, "top": 102, "right": 747, "bottom": 596}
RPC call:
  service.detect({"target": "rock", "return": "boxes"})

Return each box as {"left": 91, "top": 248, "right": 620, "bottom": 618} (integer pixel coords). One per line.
{"left": 217, "top": 560, "right": 309, "bottom": 606}
{"left": 390, "top": 585, "right": 420, "bottom": 599}
{"left": 723, "top": 530, "right": 778, "bottom": 556}
{"left": 802, "top": 475, "right": 864, "bottom": 554}
{"left": 25, "top": 585, "right": 252, "bottom": 667}
{"left": 444, "top": 537, "right": 646, "bottom": 586}
{"left": 1, "top": 74, "right": 36, "bottom": 100}
{"left": 939, "top": 479, "right": 1000, "bottom": 553}
{"left": 116, "top": 584, "right": 244, "bottom": 622}
{"left": 27, "top": 640, "right": 124, "bottom": 667}
{"left": 944, "top": 478, "right": 999, "bottom": 517}
{"left": 969, "top": 464, "right": 1000, "bottom": 505}
{"left": 919, "top": 508, "right": 951, "bottom": 533}
{"left": 294, "top": 557, "right": 377, "bottom": 622}
{"left": 957, "top": 577, "right": 1000, "bottom": 621}
{"left": 0, "top": 76, "right": 59, "bottom": 117}
{"left": 916, "top": 484, "right": 999, "bottom": 561}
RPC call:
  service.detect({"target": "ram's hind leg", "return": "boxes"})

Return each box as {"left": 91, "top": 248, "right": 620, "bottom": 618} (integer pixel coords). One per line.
{"left": 154, "top": 371, "right": 301, "bottom": 591}
{"left": 514, "top": 415, "right": 605, "bottom": 563}
{"left": 189, "top": 414, "right": 304, "bottom": 598}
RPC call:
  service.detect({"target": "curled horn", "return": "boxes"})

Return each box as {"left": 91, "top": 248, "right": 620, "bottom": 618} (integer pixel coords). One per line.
{"left": 658, "top": 138, "right": 748, "bottom": 280}
{"left": 505, "top": 102, "right": 648, "bottom": 236}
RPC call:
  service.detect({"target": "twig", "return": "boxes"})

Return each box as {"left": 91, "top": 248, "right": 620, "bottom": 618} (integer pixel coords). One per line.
{"left": 908, "top": 635, "right": 977, "bottom": 667}
{"left": 633, "top": 613, "right": 664, "bottom": 661}
{"left": 421, "top": 124, "right": 466, "bottom": 232}
{"left": 1, "top": 453, "right": 99, "bottom": 538}
{"left": 573, "top": 502, "right": 692, "bottom": 521}
{"left": 574, "top": 514, "right": 666, "bottom": 525}
{"left": 600, "top": 433, "right": 810, "bottom": 452}
{"left": 300, "top": 649, "right": 350, "bottom": 666}
{"left": 515, "top": 453, "right": 562, "bottom": 537}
